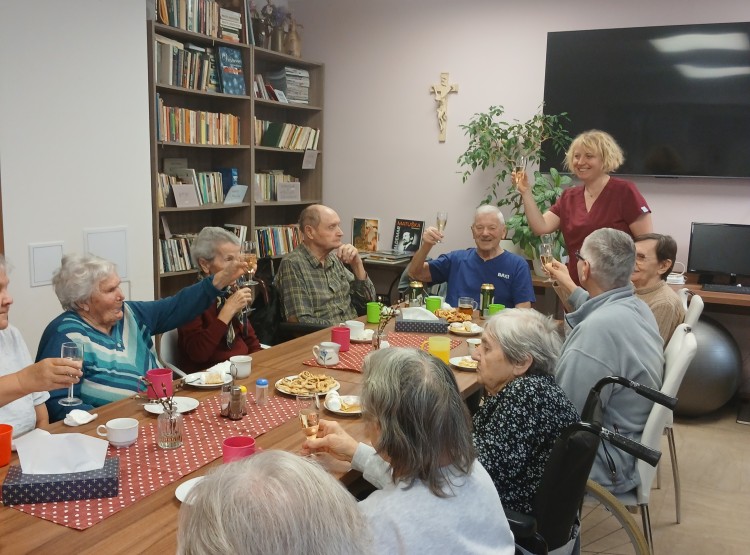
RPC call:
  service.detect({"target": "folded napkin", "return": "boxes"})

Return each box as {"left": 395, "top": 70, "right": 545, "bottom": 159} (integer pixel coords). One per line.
{"left": 64, "top": 409, "right": 99, "bottom": 427}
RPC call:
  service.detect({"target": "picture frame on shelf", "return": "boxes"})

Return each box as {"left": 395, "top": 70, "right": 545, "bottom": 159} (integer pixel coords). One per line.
{"left": 353, "top": 218, "right": 380, "bottom": 252}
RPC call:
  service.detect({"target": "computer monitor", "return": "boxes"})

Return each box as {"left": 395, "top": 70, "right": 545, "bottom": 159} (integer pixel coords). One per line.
{"left": 687, "top": 222, "right": 750, "bottom": 283}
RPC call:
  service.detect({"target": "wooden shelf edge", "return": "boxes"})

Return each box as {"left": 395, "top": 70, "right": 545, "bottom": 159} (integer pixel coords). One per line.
{"left": 156, "top": 142, "right": 250, "bottom": 149}
{"left": 254, "top": 98, "right": 322, "bottom": 111}
{"left": 156, "top": 83, "right": 251, "bottom": 100}
{"left": 253, "top": 46, "right": 323, "bottom": 67}
{"left": 159, "top": 269, "right": 199, "bottom": 278}
{"left": 154, "top": 22, "right": 251, "bottom": 49}
{"left": 254, "top": 200, "right": 319, "bottom": 206}
{"left": 159, "top": 202, "right": 251, "bottom": 212}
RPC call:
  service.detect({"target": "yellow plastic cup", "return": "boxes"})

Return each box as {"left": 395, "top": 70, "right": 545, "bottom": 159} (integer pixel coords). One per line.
{"left": 420, "top": 336, "right": 451, "bottom": 364}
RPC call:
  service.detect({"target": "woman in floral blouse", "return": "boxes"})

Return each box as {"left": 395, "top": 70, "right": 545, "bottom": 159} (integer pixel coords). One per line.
{"left": 471, "top": 309, "right": 579, "bottom": 514}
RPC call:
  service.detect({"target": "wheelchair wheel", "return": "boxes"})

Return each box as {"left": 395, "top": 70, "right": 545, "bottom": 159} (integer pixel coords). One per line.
{"left": 580, "top": 480, "right": 650, "bottom": 555}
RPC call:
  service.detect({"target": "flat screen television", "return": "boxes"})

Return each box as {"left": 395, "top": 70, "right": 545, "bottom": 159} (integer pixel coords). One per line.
{"left": 542, "top": 22, "right": 750, "bottom": 179}
{"left": 687, "top": 222, "right": 750, "bottom": 281}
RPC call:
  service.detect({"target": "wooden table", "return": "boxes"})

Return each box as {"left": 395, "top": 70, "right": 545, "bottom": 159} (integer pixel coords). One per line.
{"left": 0, "top": 321, "right": 479, "bottom": 554}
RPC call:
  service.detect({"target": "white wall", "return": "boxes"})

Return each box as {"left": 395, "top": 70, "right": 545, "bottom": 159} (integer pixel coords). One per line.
{"left": 0, "top": 0, "right": 153, "bottom": 354}
{"left": 291, "top": 0, "right": 750, "bottom": 392}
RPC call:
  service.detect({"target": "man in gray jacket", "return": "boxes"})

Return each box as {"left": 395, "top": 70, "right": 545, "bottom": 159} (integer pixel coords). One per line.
{"left": 555, "top": 228, "right": 664, "bottom": 494}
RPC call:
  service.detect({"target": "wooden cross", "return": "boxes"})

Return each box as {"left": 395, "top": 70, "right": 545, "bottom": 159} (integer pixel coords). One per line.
{"left": 430, "top": 72, "right": 459, "bottom": 142}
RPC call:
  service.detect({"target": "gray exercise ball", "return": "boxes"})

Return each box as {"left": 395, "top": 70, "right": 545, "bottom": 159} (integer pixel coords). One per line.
{"left": 676, "top": 316, "right": 742, "bottom": 416}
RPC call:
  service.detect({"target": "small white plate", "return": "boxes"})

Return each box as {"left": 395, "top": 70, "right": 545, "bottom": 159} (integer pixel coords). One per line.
{"left": 350, "top": 331, "right": 375, "bottom": 344}
{"left": 448, "top": 323, "right": 483, "bottom": 336}
{"left": 144, "top": 396, "right": 200, "bottom": 415}
{"left": 450, "top": 356, "right": 478, "bottom": 371}
{"left": 324, "top": 395, "right": 362, "bottom": 416}
{"left": 175, "top": 476, "right": 205, "bottom": 503}
{"left": 184, "top": 372, "right": 232, "bottom": 388}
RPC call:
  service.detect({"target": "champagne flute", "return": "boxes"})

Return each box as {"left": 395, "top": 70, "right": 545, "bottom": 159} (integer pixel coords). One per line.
{"left": 539, "top": 243, "right": 554, "bottom": 283}
{"left": 241, "top": 241, "right": 258, "bottom": 285}
{"left": 436, "top": 211, "right": 448, "bottom": 243}
{"left": 541, "top": 233, "right": 554, "bottom": 247}
{"left": 513, "top": 156, "right": 528, "bottom": 186}
{"left": 297, "top": 394, "right": 320, "bottom": 438}
{"left": 59, "top": 341, "right": 83, "bottom": 406}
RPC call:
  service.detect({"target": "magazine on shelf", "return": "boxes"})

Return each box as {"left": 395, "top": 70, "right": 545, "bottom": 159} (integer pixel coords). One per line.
{"left": 392, "top": 218, "right": 424, "bottom": 253}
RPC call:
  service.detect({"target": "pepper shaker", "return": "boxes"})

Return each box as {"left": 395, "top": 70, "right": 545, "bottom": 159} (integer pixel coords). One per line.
{"left": 256, "top": 378, "right": 269, "bottom": 406}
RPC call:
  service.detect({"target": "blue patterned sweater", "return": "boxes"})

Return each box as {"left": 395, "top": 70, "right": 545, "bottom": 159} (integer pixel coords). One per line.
{"left": 38, "top": 278, "right": 221, "bottom": 422}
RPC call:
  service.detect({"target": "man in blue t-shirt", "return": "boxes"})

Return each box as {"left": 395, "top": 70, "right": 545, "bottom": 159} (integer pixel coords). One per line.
{"left": 406, "top": 206, "right": 535, "bottom": 308}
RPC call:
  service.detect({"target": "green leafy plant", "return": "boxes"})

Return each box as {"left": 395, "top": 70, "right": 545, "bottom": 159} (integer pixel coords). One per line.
{"left": 458, "top": 105, "right": 572, "bottom": 259}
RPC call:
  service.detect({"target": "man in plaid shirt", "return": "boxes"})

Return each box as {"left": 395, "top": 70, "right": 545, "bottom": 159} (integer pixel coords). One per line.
{"left": 275, "top": 205, "right": 376, "bottom": 325}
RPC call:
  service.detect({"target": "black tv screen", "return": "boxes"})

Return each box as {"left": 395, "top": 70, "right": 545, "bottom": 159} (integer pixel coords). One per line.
{"left": 687, "top": 222, "right": 750, "bottom": 277}
{"left": 542, "top": 23, "right": 750, "bottom": 179}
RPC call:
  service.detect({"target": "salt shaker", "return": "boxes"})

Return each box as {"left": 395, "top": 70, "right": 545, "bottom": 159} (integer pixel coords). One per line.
{"left": 220, "top": 380, "right": 232, "bottom": 417}
{"left": 256, "top": 378, "right": 269, "bottom": 406}
{"left": 228, "top": 386, "right": 244, "bottom": 420}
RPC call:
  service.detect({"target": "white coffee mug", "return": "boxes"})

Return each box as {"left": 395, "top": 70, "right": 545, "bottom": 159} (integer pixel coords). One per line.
{"left": 229, "top": 355, "right": 252, "bottom": 379}
{"left": 342, "top": 320, "right": 366, "bottom": 340}
{"left": 312, "top": 341, "right": 341, "bottom": 366}
{"left": 96, "top": 417, "right": 139, "bottom": 448}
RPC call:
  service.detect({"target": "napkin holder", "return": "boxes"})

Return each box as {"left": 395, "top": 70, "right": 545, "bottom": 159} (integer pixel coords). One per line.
{"left": 2, "top": 457, "right": 119, "bottom": 505}
{"left": 394, "top": 313, "right": 449, "bottom": 334}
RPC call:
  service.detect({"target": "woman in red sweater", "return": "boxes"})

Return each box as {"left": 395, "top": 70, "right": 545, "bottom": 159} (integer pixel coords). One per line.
{"left": 177, "top": 227, "right": 261, "bottom": 373}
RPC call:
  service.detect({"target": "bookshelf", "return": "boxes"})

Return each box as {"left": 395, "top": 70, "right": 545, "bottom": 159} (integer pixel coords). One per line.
{"left": 146, "top": 3, "right": 324, "bottom": 298}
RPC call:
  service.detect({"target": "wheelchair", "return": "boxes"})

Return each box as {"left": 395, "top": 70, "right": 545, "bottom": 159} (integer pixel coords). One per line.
{"left": 506, "top": 376, "right": 676, "bottom": 555}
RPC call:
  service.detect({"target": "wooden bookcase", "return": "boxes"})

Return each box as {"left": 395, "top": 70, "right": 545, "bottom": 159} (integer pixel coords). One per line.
{"left": 146, "top": 5, "right": 323, "bottom": 298}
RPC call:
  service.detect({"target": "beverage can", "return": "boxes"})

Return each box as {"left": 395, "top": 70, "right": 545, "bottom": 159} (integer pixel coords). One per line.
{"left": 480, "top": 283, "right": 495, "bottom": 317}
{"left": 409, "top": 281, "right": 424, "bottom": 306}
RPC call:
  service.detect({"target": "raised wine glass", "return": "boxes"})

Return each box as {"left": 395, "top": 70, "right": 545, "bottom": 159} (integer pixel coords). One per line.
{"left": 59, "top": 341, "right": 83, "bottom": 406}
{"left": 539, "top": 243, "right": 554, "bottom": 283}
{"left": 296, "top": 394, "right": 320, "bottom": 438}
{"left": 436, "top": 211, "right": 448, "bottom": 243}
{"left": 512, "top": 156, "right": 528, "bottom": 187}
{"left": 541, "top": 233, "right": 554, "bottom": 247}
{"left": 241, "top": 241, "right": 258, "bottom": 285}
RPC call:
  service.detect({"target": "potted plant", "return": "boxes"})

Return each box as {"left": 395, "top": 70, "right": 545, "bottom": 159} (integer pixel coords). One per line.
{"left": 457, "top": 105, "right": 572, "bottom": 264}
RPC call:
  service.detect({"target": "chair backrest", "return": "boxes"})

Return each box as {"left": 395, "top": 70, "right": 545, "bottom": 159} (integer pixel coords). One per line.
{"left": 678, "top": 288, "right": 704, "bottom": 327}
{"left": 529, "top": 423, "right": 602, "bottom": 551}
{"left": 158, "top": 328, "right": 181, "bottom": 374}
{"left": 635, "top": 329, "right": 697, "bottom": 504}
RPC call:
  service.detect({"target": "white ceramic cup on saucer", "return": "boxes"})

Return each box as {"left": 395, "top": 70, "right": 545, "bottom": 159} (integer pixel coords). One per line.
{"left": 466, "top": 338, "right": 482, "bottom": 356}
{"left": 96, "top": 417, "right": 139, "bottom": 448}
{"left": 343, "top": 320, "right": 366, "bottom": 340}
{"left": 229, "top": 355, "right": 252, "bottom": 379}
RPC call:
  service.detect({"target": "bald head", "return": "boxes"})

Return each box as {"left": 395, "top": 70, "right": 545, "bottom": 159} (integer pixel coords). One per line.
{"left": 298, "top": 204, "right": 343, "bottom": 253}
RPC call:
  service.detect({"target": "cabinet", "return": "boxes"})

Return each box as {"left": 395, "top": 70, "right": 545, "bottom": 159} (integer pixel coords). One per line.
{"left": 146, "top": 5, "right": 323, "bottom": 298}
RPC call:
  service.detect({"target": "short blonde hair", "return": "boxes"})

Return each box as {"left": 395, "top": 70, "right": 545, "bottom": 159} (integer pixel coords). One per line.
{"left": 564, "top": 130, "right": 624, "bottom": 174}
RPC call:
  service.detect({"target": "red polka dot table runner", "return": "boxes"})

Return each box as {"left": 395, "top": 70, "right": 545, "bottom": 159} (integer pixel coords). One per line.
{"left": 6, "top": 393, "right": 297, "bottom": 530}
{"left": 302, "top": 333, "right": 463, "bottom": 372}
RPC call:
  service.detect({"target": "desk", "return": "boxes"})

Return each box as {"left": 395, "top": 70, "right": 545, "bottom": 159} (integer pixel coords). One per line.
{"left": 671, "top": 282, "right": 750, "bottom": 311}
{"left": 0, "top": 322, "right": 478, "bottom": 554}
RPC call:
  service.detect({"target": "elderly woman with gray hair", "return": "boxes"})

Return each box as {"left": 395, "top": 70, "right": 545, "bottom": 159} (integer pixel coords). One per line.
{"left": 177, "top": 450, "right": 372, "bottom": 555}
{"left": 38, "top": 252, "right": 247, "bottom": 422}
{"left": 177, "top": 227, "right": 261, "bottom": 374}
{"left": 304, "top": 348, "right": 515, "bottom": 554}
{"left": 471, "top": 309, "right": 579, "bottom": 515}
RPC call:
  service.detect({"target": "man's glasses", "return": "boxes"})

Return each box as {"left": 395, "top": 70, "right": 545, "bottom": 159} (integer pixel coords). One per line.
{"left": 575, "top": 250, "right": 586, "bottom": 262}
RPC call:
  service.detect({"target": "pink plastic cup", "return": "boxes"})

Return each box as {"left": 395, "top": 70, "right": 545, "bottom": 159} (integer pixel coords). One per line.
{"left": 331, "top": 326, "right": 351, "bottom": 352}
{"left": 222, "top": 436, "right": 256, "bottom": 463}
{"left": 141, "top": 368, "right": 173, "bottom": 399}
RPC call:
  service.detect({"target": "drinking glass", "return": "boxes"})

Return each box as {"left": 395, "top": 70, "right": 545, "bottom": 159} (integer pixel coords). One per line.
{"left": 541, "top": 233, "right": 554, "bottom": 247}
{"left": 296, "top": 394, "right": 320, "bottom": 438}
{"left": 241, "top": 241, "right": 258, "bottom": 285}
{"left": 512, "top": 156, "right": 528, "bottom": 186}
{"left": 539, "top": 243, "right": 554, "bottom": 283}
{"left": 59, "top": 342, "right": 83, "bottom": 407}
{"left": 436, "top": 211, "right": 448, "bottom": 242}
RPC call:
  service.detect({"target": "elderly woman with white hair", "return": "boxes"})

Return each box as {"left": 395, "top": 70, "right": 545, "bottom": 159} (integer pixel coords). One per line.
{"left": 471, "top": 308, "right": 579, "bottom": 515}
{"left": 177, "top": 450, "right": 372, "bottom": 555}
{"left": 304, "top": 348, "right": 515, "bottom": 554}
{"left": 38, "top": 252, "right": 247, "bottom": 422}
{"left": 177, "top": 227, "right": 261, "bottom": 374}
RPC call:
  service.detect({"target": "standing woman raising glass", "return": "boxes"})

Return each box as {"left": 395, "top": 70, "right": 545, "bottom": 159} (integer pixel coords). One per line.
{"left": 517, "top": 130, "right": 652, "bottom": 285}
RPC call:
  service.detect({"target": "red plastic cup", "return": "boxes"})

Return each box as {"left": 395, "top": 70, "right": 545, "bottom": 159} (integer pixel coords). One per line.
{"left": 331, "top": 326, "right": 351, "bottom": 352}
{"left": 222, "top": 436, "right": 256, "bottom": 463}
{"left": 0, "top": 424, "right": 13, "bottom": 467}
{"left": 142, "top": 368, "right": 174, "bottom": 399}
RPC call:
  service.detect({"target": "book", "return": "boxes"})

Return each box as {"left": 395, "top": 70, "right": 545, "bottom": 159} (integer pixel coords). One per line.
{"left": 163, "top": 157, "right": 188, "bottom": 174}
{"left": 216, "top": 46, "right": 246, "bottom": 95}
{"left": 260, "top": 121, "right": 284, "bottom": 147}
{"left": 224, "top": 184, "right": 248, "bottom": 204}
{"left": 172, "top": 183, "right": 201, "bottom": 207}
{"left": 352, "top": 218, "right": 380, "bottom": 252}
{"left": 363, "top": 249, "right": 413, "bottom": 261}
{"left": 276, "top": 181, "right": 300, "bottom": 202}
{"left": 217, "top": 167, "right": 238, "bottom": 196}
{"left": 392, "top": 219, "right": 424, "bottom": 253}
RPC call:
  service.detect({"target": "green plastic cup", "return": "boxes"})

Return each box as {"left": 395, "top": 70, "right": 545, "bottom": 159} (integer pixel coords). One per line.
{"left": 366, "top": 302, "right": 381, "bottom": 324}
{"left": 488, "top": 303, "right": 505, "bottom": 316}
{"left": 425, "top": 296, "right": 442, "bottom": 313}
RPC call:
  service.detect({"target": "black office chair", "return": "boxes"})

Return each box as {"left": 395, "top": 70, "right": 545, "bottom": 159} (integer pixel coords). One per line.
{"left": 506, "top": 376, "right": 672, "bottom": 555}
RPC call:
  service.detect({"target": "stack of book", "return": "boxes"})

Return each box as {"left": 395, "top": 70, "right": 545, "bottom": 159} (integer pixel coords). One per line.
{"left": 254, "top": 170, "right": 298, "bottom": 201}
{"left": 158, "top": 0, "right": 221, "bottom": 37}
{"left": 159, "top": 234, "right": 197, "bottom": 273}
{"left": 255, "top": 225, "right": 303, "bottom": 257}
{"left": 361, "top": 250, "right": 414, "bottom": 264}
{"left": 157, "top": 94, "right": 241, "bottom": 145}
{"left": 266, "top": 66, "right": 310, "bottom": 104}
{"left": 154, "top": 35, "right": 218, "bottom": 93}
{"left": 219, "top": 8, "right": 242, "bottom": 43}
{"left": 254, "top": 118, "right": 320, "bottom": 150}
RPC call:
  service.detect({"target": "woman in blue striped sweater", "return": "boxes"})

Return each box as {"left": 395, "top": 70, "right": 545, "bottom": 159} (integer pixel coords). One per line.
{"left": 38, "top": 253, "right": 247, "bottom": 422}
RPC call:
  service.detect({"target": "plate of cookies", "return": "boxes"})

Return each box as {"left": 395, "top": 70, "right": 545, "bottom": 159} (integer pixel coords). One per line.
{"left": 275, "top": 371, "right": 340, "bottom": 396}
{"left": 450, "top": 356, "right": 479, "bottom": 371}
{"left": 448, "top": 321, "right": 483, "bottom": 336}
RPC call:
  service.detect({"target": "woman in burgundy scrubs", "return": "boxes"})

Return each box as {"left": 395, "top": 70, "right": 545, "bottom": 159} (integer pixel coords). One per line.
{"left": 517, "top": 130, "right": 652, "bottom": 285}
